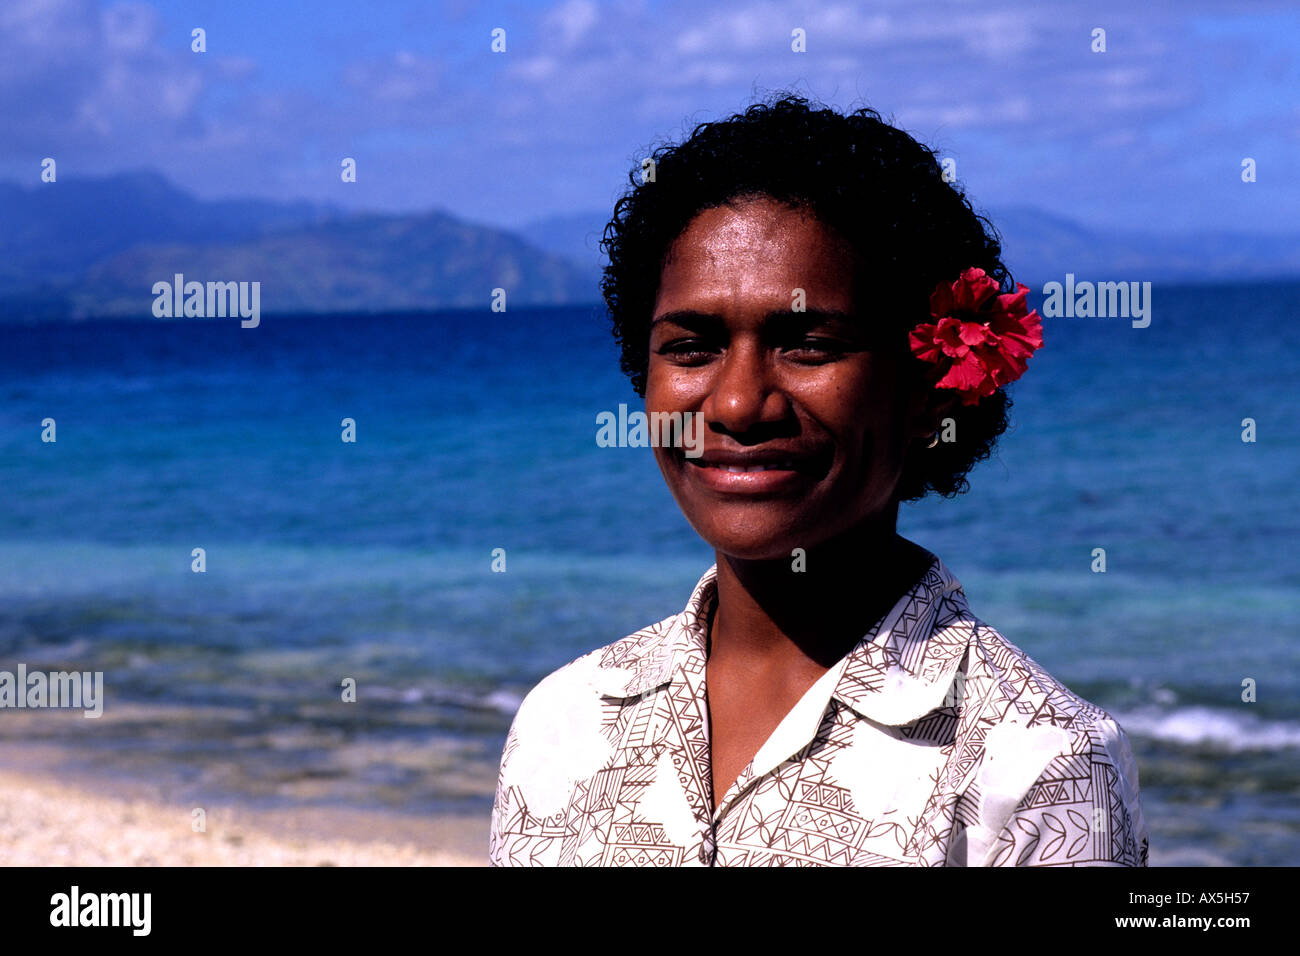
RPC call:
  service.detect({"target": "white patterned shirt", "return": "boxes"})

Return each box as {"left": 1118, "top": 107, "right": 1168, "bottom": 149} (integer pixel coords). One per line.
{"left": 488, "top": 553, "right": 1149, "bottom": 866}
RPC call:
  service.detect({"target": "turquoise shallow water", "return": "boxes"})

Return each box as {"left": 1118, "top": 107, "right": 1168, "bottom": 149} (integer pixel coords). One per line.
{"left": 0, "top": 283, "right": 1297, "bottom": 864}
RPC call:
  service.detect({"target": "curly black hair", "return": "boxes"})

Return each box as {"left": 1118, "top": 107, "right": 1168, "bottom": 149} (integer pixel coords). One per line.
{"left": 599, "top": 93, "right": 1016, "bottom": 501}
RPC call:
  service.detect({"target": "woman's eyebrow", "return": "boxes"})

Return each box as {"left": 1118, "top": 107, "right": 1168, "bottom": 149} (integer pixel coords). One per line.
{"left": 765, "top": 309, "right": 857, "bottom": 330}
{"left": 649, "top": 308, "right": 857, "bottom": 330}
{"left": 649, "top": 310, "right": 723, "bottom": 331}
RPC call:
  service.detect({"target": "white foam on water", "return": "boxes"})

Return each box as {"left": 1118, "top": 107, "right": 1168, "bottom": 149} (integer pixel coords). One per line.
{"left": 1112, "top": 705, "right": 1300, "bottom": 751}
{"left": 360, "top": 683, "right": 523, "bottom": 716}
{"left": 482, "top": 689, "right": 524, "bottom": 715}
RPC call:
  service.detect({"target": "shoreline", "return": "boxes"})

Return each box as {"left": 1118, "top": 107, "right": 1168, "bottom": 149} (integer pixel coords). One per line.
{"left": 0, "top": 748, "right": 488, "bottom": 866}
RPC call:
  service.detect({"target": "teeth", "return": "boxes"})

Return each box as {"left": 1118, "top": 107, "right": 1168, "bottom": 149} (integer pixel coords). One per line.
{"left": 712, "top": 463, "right": 795, "bottom": 472}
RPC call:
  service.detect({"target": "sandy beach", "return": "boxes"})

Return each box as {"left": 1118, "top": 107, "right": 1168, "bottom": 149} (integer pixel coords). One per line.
{"left": 0, "top": 761, "right": 488, "bottom": 866}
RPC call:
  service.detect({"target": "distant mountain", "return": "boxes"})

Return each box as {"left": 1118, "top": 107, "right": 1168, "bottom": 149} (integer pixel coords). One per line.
{"left": 986, "top": 205, "right": 1300, "bottom": 287}
{"left": 4, "top": 173, "right": 1295, "bottom": 321}
{"left": 0, "top": 173, "right": 598, "bottom": 319}
{"left": 73, "top": 210, "right": 599, "bottom": 317}
{"left": 516, "top": 211, "right": 609, "bottom": 282}
{"left": 0, "top": 171, "right": 336, "bottom": 288}
{"left": 519, "top": 205, "right": 1300, "bottom": 289}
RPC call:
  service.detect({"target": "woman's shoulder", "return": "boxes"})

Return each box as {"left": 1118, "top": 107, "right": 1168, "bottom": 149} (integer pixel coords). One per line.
{"left": 509, "top": 609, "right": 685, "bottom": 730}
{"left": 920, "top": 550, "right": 1119, "bottom": 739}
{"left": 493, "top": 611, "right": 685, "bottom": 819}
{"left": 510, "top": 564, "right": 717, "bottom": 726}
{"left": 950, "top": 613, "right": 1148, "bottom": 865}
{"left": 926, "top": 601, "right": 1148, "bottom": 864}
{"left": 957, "top": 613, "right": 1144, "bottom": 812}
{"left": 960, "top": 613, "right": 1123, "bottom": 736}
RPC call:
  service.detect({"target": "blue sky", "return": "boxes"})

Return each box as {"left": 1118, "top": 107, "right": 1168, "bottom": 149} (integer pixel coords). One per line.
{"left": 3, "top": 0, "right": 1297, "bottom": 234}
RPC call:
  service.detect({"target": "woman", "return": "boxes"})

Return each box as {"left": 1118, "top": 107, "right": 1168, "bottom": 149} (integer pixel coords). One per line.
{"left": 489, "top": 95, "right": 1148, "bottom": 867}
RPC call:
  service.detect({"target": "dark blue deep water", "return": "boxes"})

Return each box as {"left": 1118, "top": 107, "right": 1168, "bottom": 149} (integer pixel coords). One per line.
{"left": 1, "top": 282, "right": 1297, "bottom": 864}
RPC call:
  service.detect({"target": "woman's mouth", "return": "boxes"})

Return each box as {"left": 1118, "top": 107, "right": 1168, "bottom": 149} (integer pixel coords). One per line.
{"left": 696, "top": 461, "right": 800, "bottom": 473}
{"left": 683, "top": 449, "right": 831, "bottom": 494}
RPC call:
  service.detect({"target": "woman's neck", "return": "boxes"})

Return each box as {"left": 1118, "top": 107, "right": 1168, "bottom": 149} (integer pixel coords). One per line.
{"left": 708, "top": 521, "right": 933, "bottom": 674}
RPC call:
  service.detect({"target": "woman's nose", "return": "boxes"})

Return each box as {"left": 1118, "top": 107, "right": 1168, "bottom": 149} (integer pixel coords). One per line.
{"left": 702, "top": 341, "right": 791, "bottom": 436}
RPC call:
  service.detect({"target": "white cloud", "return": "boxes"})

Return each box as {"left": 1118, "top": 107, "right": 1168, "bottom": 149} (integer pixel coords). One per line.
{"left": 548, "top": 0, "right": 599, "bottom": 49}
{"left": 343, "top": 50, "right": 442, "bottom": 102}
{"left": 2, "top": 0, "right": 1294, "bottom": 231}
{"left": 102, "top": 1, "right": 156, "bottom": 54}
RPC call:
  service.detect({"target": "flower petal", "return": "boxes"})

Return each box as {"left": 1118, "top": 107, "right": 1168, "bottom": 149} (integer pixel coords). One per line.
{"left": 936, "top": 351, "right": 991, "bottom": 392}
{"left": 952, "top": 268, "right": 1000, "bottom": 313}
{"left": 958, "top": 320, "right": 995, "bottom": 347}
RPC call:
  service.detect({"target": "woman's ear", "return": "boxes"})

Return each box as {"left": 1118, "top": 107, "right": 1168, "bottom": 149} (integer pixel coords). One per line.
{"left": 903, "top": 374, "right": 961, "bottom": 443}
{"left": 922, "top": 390, "right": 963, "bottom": 438}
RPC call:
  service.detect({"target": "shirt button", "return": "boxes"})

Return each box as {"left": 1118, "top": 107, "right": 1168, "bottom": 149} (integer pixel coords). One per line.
{"left": 699, "top": 837, "right": 714, "bottom": 864}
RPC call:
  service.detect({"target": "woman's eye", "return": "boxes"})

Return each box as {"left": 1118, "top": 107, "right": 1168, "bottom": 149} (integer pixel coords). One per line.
{"left": 653, "top": 336, "right": 852, "bottom": 366}
{"left": 656, "top": 340, "right": 717, "bottom": 364}
{"left": 783, "top": 338, "right": 847, "bottom": 361}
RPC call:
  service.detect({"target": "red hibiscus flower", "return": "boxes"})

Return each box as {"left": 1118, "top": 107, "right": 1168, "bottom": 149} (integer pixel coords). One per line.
{"left": 909, "top": 267, "right": 1044, "bottom": 405}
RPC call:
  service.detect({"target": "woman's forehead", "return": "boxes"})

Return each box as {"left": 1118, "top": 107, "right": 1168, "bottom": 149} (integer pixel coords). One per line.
{"left": 668, "top": 198, "right": 849, "bottom": 256}
{"left": 658, "top": 201, "right": 857, "bottom": 304}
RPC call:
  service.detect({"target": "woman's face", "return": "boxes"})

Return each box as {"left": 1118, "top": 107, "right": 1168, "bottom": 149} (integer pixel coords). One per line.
{"left": 646, "top": 196, "right": 927, "bottom": 561}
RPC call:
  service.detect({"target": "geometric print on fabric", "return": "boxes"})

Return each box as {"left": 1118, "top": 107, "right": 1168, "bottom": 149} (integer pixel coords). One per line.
{"left": 488, "top": 549, "right": 1149, "bottom": 866}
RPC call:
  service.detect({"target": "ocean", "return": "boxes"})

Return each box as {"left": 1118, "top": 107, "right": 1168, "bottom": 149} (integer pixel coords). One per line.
{"left": 1, "top": 281, "right": 1297, "bottom": 865}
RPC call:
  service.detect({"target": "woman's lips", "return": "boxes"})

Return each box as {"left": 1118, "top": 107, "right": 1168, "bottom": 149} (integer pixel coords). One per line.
{"left": 683, "top": 453, "right": 827, "bottom": 494}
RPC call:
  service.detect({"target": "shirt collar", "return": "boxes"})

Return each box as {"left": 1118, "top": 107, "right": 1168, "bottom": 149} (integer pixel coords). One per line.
{"left": 589, "top": 549, "right": 972, "bottom": 728}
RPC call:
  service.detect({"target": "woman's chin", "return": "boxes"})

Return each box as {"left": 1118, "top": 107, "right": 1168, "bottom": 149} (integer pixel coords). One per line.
{"left": 689, "top": 504, "right": 902, "bottom": 565}
{"left": 692, "top": 524, "right": 819, "bottom": 564}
